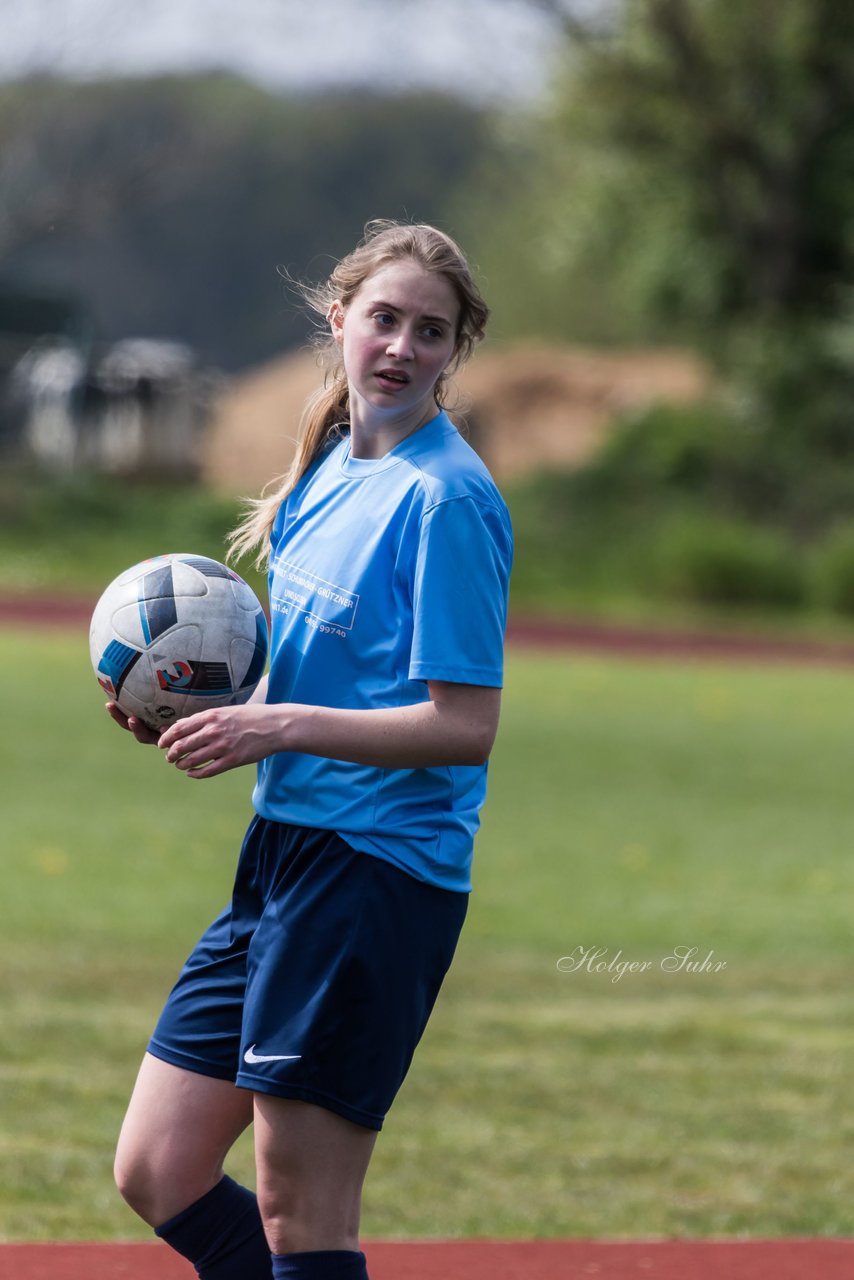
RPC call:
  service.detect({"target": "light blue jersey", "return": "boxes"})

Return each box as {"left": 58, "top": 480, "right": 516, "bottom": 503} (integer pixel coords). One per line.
{"left": 252, "top": 411, "right": 513, "bottom": 892}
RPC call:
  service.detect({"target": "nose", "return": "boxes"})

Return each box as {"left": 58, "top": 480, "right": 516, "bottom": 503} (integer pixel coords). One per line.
{"left": 386, "top": 327, "right": 414, "bottom": 360}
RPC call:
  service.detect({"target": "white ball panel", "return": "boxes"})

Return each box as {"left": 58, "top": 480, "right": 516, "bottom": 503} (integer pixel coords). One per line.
{"left": 108, "top": 601, "right": 149, "bottom": 648}
{"left": 169, "top": 558, "right": 211, "bottom": 598}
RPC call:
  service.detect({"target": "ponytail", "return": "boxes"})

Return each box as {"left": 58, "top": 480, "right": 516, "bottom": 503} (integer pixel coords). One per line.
{"left": 226, "top": 368, "right": 349, "bottom": 569}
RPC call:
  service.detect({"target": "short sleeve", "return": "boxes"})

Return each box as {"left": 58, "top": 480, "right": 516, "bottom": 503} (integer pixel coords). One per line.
{"left": 408, "top": 497, "right": 513, "bottom": 687}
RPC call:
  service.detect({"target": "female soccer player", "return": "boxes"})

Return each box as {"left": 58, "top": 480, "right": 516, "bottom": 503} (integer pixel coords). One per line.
{"left": 108, "top": 220, "right": 513, "bottom": 1280}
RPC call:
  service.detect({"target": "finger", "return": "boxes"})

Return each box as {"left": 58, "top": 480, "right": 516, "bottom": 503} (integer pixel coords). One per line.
{"left": 158, "top": 723, "right": 188, "bottom": 751}
{"left": 108, "top": 703, "right": 159, "bottom": 743}
{"left": 159, "top": 712, "right": 212, "bottom": 752}
{"left": 171, "top": 749, "right": 210, "bottom": 772}
{"left": 128, "top": 715, "right": 161, "bottom": 745}
{"left": 106, "top": 701, "right": 131, "bottom": 730}
{"left": 165, "top": 730, "right": 224, "bottom": 769}
{"left": 164, "top": 729, "right": 215, "bottom": 764}
{"left": 185, "top": 758, "right": 226, "bottom": 779}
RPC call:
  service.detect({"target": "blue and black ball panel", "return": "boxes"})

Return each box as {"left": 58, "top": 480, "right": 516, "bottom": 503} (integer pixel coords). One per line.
{"left": 240, "top": 612, "right": 269, "bottom": 691}
{"left": 96, "top": 639, "right": 142, "bottom": 699}
{"left": 138, "top": 563, "right": 178, "bottom": 643}
{"left": 182, "top": 556, "right": 235, "bottom": 580}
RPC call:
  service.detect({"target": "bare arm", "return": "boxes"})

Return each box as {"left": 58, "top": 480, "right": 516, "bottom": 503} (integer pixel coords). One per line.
{"left": 248, "top": 673, "right": 269, "bottom": 705}
{"left": 157, "top": 680, "right": 502, "bottom": 780}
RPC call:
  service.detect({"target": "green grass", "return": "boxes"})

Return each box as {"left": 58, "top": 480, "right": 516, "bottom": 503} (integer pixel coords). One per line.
{"left": 2, "top": 631, "right": 854, "bottom": 1239}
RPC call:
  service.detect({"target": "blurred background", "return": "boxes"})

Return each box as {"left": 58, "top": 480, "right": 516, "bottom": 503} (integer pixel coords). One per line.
{"left": 4, "top": 0, "right": 854, "bottom": 1248}
{"left": 4, "top": 0, "right": 854, "bottom": 629}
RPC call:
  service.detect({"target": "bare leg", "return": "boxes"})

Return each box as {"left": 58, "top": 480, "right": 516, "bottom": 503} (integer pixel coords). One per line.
{"left": 115, "top": 1053, "right": 254, "bottom": 1226}
{"left": 253, "top": 1097, "right": 377, "bottom": 1255}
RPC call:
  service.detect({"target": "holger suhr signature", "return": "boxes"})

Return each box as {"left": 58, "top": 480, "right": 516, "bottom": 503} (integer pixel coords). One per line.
{"left": 557, "top": 945, "right": 727, "bottom": 983}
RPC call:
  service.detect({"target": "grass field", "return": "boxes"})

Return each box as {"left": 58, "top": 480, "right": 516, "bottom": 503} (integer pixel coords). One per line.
{"left": 2, "top": 630, "right": 854, "bottom": 1241}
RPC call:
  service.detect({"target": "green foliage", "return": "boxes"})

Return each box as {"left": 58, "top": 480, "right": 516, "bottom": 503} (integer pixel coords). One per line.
{"left": 575, "top": 400, "right": 779, "bottom": 506}
{"left": 4, "top": 452, "right": 854, "bottom": 630}
{"left": 460, "top": 0, "right": 854, "bottom": 355}
{"left": 0, "top": 466, "right": 265, "bottom": 598}
{"left": 455, "top": 0, "right": 854, "bottom": 614}
{"left": 4, "top": 634, "right": 854, "bottom": 1237}
{"left": 810, "top": 524, "right": 854, "bottom": 616}
{"left": 568, "top": 392, "right": 854, "bottom": 535}
{"left": 722, "top": 320, "right": 854, "bottom": 502}
{"left": 505, "top": 385, "right": 854, "bottom": 620}
{"left": 648, "top": 512, "right": 805, "bottom": 609}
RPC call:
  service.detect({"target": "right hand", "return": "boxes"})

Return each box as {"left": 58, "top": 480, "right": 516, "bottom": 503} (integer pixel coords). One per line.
{"left": 106, "top": 701, "right": 162, "bottom": 745}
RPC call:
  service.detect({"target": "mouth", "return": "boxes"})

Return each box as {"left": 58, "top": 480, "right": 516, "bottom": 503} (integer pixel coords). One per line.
{"left": 375, "top": 368, "right": 410, "bottom": 389}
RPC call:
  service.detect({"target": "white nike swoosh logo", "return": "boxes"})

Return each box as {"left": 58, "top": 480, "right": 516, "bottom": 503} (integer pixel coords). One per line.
{"left": 243, "top": 1045, "right": 302, "bottom": 1065}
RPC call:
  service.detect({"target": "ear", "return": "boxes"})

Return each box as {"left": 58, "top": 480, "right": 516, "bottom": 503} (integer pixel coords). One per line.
{"left": 327, "top": 300, "right": 345, "bottom": 346}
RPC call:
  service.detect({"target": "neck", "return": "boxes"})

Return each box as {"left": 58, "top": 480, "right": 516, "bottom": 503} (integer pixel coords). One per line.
{"left": 348, "top": 398, "right": 439, "bottom": 460}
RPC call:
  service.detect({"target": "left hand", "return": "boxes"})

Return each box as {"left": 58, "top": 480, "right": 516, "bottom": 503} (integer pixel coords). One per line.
{"left": 159, "top": 704, "right": 284, "bottom": 779}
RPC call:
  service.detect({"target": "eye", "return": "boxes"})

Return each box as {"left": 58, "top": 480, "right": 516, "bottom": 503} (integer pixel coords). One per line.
{"left": 373, "top": 311, "right": 395, "bottom": 328}
{"left": 421, "top": 325, "right": 445, "bottom": 341}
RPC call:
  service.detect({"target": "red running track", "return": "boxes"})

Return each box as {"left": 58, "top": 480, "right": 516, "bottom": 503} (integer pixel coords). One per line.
{"left": 1, "top": 1241, "right": 853, "bottom": 1280}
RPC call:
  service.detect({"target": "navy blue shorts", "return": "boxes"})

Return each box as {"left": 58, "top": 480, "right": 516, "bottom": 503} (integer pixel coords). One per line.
{"left": 147, "top": 817, "right": 468, "bottom": 1130}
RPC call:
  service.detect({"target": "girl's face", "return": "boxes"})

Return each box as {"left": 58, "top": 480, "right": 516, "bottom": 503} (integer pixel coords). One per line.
{"left": 330, "top": 260, "right": 459, "bottom": 429}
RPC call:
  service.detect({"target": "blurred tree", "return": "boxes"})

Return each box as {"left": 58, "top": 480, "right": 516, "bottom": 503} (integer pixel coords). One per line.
{"left": 0, "top": 77, "right": 197, "bottom": 264}
{"left": 462, "top": 0, "right": 854, "bottom": 353}
{"left": 574, "top": 0, "right": 853, "bottom": 329}
{"left": 456, "top": 0, "right": 854, "bottom": 577}
{"left": 0, "top": 75, "right": 490, "bottom": 369}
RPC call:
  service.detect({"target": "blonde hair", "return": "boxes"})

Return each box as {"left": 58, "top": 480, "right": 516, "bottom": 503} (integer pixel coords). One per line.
{"left": 227, "top": 219, "right": 489, "bottom": 568}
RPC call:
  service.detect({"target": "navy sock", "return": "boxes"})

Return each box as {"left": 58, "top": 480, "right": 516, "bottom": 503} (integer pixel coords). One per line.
{"left": 271, "top": 1250, "right": 368, "bottom": 1279}
{"left": 155, "top": 1175, "right": 273, "bottom": 1279}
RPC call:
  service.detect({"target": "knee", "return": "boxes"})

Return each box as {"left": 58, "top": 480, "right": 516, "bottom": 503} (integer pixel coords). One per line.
{"left": 256, "top": 1175, "right": 361, "bottom": 1254}
{"left": 113, "top": 1141, "right": 160, "bottom": 1225}
{"left": 255, "top": 1171, "right": 298, "bottom": 1247}
{"left": 114, "top": 1134, "right": 211, "bottom": 1228}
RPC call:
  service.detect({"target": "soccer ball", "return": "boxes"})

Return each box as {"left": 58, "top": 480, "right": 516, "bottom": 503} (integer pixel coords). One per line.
{"left": 90, "top": 553, "right": 268, "bottom": 731}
